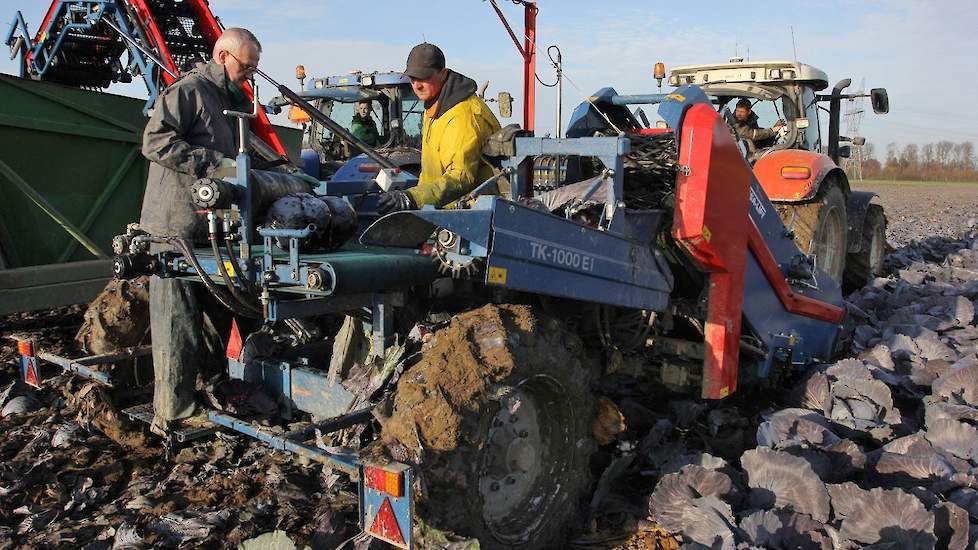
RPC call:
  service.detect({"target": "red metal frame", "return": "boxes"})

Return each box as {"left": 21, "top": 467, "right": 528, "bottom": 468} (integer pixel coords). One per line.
{"left": 672, "top": 104, "right": 751, "bottom": 399}
{"left": 746, "top": 223, "right": 845, "bottom": 323}
{"left": 489, "top": 0, "right": 536, "bottom": 133}
{"left": 29, "top": 0, "right": 288, "bottom": 158}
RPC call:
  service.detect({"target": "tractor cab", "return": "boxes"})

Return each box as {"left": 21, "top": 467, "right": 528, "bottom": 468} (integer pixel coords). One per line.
{"left": 669, "top": 60, "right": 829, "bottom": 160}
{"left": 271, "top": 70, "right": 423, "bottom": 177}
{"left": 668, "top": 59, "right": 888, "bottom": 165}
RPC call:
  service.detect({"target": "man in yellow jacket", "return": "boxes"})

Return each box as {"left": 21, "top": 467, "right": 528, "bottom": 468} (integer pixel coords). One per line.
{"left": 377, "top": 43, "right": 501, "bottom": 214}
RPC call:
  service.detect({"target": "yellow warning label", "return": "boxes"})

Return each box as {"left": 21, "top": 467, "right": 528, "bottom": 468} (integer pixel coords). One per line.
{"left": 487, "top": 266, "right": 508, "bottom": 285}
{"left": 665, "top": 93, "right": 686, "bottom": 102}
{"left": 719, "top": 386, "right": 729, "bottom": 398}
{"left": 702, "top": 225, "right": 712, "bottom": 242}
{"left": 223, "top": 261, "right": 236, "bottom": 277}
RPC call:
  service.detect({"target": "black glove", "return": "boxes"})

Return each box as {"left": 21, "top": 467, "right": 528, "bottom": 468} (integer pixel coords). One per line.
{"left": 376, "top": 190, "right": 418, "bottom": 215}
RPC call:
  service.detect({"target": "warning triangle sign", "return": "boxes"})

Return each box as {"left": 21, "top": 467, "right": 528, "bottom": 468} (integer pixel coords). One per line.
{"left": 24, "top": 359, "right": 39, "bottom": 388}
{"left": 226, "top": 318, "right": 243, "bottom": 360}
{"left": 369, "top": 497, "right": 405, "bottom": 546}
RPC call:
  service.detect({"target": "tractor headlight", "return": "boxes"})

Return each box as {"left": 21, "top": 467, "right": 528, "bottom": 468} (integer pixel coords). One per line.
{"left": 768, "top": 68, "right": 782, "bottom": 79}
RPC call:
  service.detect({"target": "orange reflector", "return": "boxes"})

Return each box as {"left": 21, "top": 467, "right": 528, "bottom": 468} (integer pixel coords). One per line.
{"left": 17, "top": 340, "right": 34, "bottom": 357}
{"left": 288, "top": 105, "right": 311, "bottom": 124}
{"left": 781, "top": 166, "right": 811, "bottom": 179}
{"left": 364, "top": 466, "right": 404, "bottom": 498}
{"left": 369, "top": 497, "right": 405, "bottom": 545}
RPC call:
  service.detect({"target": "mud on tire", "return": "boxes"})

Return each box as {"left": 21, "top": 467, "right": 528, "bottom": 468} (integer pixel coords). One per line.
{"left": 776, "top": 180, "right": 848, "bottom": 282}
{"left": 843, "top": 203, "right": 886, "bottom": 293}
{"left": 381, "top": 304, "right": 596, "bottom": 549}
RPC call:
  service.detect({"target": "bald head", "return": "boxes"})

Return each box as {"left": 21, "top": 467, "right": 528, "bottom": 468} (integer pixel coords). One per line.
{"left": 213, "top": 28, "right": 261, "bottom": 85}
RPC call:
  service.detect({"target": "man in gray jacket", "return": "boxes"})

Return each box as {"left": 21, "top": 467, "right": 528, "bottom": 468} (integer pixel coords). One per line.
{"left": 731, "top": 98, "right": 784, "bottom": 149}
{"left": 139, "top": 28, "right": 261, "bottom": 434}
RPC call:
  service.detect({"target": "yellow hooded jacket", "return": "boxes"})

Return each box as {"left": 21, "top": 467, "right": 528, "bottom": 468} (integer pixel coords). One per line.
{"left": 407, "top": 92, "right": 501, "bottom": 207}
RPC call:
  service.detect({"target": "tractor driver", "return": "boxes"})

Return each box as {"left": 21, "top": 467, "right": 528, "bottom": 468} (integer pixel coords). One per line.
{"left": 351, "top": 100, "right": 381, "bottom": 147}
{"left": 139, "top": 28, "right": 262, "bottom": 436}
{"left": 376, "top": 42, "right": 501, "bottom": 214}
{"left": 731, "top": 98, "right": 785, "bottom": 151}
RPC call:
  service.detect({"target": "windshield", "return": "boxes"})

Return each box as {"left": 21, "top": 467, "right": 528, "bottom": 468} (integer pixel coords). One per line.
{"left": 402, "top": 96, "right": 423, "bottom": 147}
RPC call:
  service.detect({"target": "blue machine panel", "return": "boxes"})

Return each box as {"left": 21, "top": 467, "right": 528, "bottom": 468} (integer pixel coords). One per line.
{"left": 486, "top": 199, "right": 673, "bottom": 310}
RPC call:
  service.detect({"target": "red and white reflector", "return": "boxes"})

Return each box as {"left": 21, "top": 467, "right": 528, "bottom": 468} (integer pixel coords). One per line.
{"left": 24, "top": 362, "right": 39, "bottom": 387}
{"left": 369, "top": 497, "right": 406, "bottom": 545}
{"left": 781, "top": 165, "right": 812, "bottom": 180}
{"left": 364, "top": 465, "right": 404, "bottom": 498}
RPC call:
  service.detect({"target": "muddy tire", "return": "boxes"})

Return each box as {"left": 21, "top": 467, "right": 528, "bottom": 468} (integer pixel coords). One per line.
{"left": 381, "top": 304, "right": 596, "bottom": 549}
{"left": 843, "top": 204, "right": 886, "bottom": 292}
{"left": 777, "top": 181, "right": 848, "bottom": 282}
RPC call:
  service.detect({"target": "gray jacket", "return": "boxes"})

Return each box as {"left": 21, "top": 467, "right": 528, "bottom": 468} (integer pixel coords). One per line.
{"left": 139, "top": 61, "right": 247, "bottom": 240}
{"left": 731, "top": 111, "right": 776, "bottom": 143}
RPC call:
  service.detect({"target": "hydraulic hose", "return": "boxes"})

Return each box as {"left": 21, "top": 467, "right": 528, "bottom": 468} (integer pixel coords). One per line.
{"left": 169, "top": 237, "right": 260, "bottom": 319}
{"left": 224, "top": 236, "right": 259, "bottom": 296}
{"left": 210, "top": 234, "right": 262, "bottom": 315}
{"left": 253, "top": 68, "right": 398, "bottom": 170}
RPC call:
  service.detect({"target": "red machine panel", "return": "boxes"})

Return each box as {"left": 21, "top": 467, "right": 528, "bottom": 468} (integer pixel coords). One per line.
{"left": 672, "top": 103, "right": 752, "bottom": 399}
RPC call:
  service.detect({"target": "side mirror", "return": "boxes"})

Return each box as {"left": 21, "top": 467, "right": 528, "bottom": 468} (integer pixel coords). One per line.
{"left": 851, "top": 136, "right": 866, "bottom": 146}
{"left": 870, "top": 88, "right": 889, "bottom": 114}
{"left": 838, "top": 145, "right": 852, "bottom": 158}
{"left": 498, "top": 91, "right": 513, "bottom": 118}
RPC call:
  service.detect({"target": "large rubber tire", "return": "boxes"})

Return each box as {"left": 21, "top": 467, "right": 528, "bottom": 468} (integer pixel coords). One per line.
{"left": 381, "top": 304, "right": 596, "bottom": 549}
{"left": 777, "top": 181, "right": 848, "bottom": 282}
{"left": 843, "top": 203, "right": 886, "bottom": 292}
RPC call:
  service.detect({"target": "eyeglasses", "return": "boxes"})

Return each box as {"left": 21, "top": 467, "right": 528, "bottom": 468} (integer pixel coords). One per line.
{"left": 226, "top": 51, "right": 258, "bottom": 72}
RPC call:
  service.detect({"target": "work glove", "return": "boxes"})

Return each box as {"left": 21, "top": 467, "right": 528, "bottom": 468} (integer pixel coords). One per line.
{"left": 376, "top": 190, "right": 418, "bottom": 215}
{"left": 213, "top": 157, "right": 237, "bottom": 179}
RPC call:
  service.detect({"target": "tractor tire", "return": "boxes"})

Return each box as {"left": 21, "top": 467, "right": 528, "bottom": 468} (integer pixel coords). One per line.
{"left": 776, "top": 181, "right": 848, "bottom": 283}
{"left": 381, "top": 304, "right": 596, "bottom": 549}
{"left": 843, "top": 204, "right": 886, "bottom": 293}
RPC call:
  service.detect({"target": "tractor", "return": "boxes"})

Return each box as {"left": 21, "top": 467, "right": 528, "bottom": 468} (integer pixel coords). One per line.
{"left": 271, "top": 70, "right": 424, "bottom": 178}
{"left": 566, "top": 58, "right": 890, "bottom": 291}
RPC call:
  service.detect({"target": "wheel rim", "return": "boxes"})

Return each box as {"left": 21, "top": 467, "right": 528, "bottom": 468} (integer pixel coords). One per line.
{"left": 813, "top": 205, "right": 846, "bottom": 281}
{"left": 479, "top": 376, "right": 574, "bottom": 544}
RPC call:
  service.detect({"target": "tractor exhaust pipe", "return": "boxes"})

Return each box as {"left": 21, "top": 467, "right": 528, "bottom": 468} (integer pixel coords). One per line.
{"left": 826, "top": 78, "right": 851, "bottom": 165}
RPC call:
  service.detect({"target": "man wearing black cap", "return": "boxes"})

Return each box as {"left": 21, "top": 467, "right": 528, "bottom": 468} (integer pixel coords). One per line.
{"left": 376, "top": 43, "right": 501, "bottom": 213}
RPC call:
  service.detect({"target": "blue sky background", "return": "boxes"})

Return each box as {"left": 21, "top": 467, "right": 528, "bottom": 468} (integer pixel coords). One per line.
{"left": 2, "top": 0, "right": 976, "bottom": 154}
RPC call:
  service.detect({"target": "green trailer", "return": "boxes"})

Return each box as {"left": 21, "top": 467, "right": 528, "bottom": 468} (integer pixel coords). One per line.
{"left": 0, "top": 74, "right": 301, "bottom": 315}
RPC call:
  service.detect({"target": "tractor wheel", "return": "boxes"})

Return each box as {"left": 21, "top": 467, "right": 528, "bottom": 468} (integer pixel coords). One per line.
{"left": 381, "top": 304, "right": 596, "bottom": 549}
{"left": 777, "top": 181, "right": 848, "bottom": 282}
{"left": 843, "top": 204, "right": 886, "bottom": 293}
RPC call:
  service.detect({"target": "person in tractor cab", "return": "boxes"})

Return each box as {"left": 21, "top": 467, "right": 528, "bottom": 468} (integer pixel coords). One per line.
{"left": 351, "top": 100, "right": 380, "bottom": 147}
{"left": 139, "top": 28, "right": 262, "bottom": 436}
{"left": 731, "top": 98, "right": 785, "bottom": 150}
{"left": 376, "top": 42, "right": 501, "bottom": 214}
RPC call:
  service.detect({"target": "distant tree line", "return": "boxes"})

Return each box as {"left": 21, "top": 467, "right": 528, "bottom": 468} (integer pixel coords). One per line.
{"left": 855, "top": 141, "right": 977, "bottom": 181}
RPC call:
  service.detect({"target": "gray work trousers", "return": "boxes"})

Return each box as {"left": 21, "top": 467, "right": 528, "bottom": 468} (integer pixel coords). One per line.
{"left": 149, "top": 276, "right": 206, "bottom": 422}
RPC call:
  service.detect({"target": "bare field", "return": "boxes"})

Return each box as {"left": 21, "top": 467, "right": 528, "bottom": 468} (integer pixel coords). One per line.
{"left": 853, "top": 180, "right": 978, "bottom": 246}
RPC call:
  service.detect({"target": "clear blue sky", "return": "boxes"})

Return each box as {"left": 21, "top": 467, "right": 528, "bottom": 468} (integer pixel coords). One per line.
{"left": 2, "top": 0, "right": 976, "bottom": 153}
